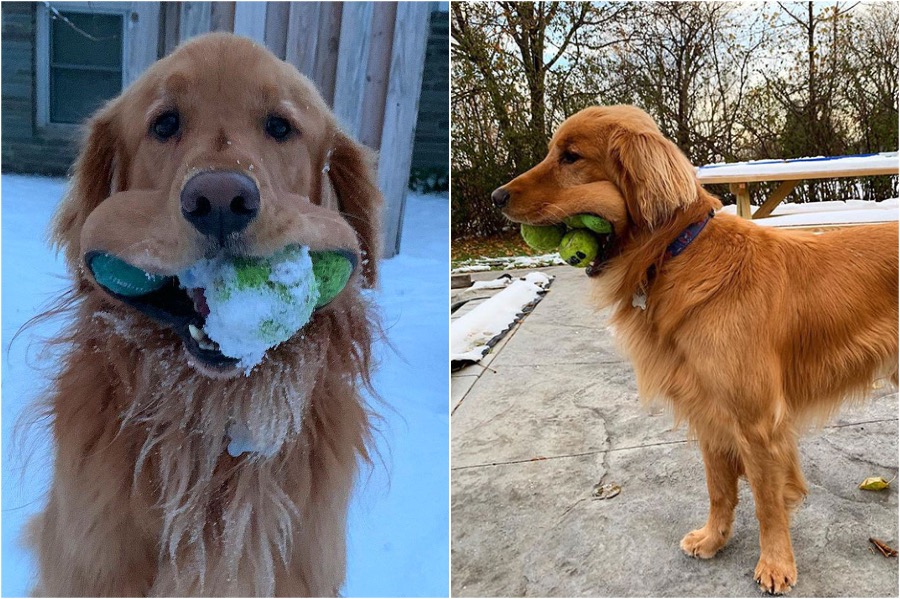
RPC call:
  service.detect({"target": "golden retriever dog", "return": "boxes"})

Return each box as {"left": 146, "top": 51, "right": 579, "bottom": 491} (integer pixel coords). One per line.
{"left": 494, "top": 105, "right": 898, "bottom": 594}
{"left": 26, "top": 33, "right": 382, "bottom": 596}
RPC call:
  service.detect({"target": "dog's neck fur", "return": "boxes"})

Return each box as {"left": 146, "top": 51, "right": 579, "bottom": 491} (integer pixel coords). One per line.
{"left": 48, "top": 289, "right": 375, "bottom": 595}
{"left": 602, "top": 190, "right": 722, "bottom": 307}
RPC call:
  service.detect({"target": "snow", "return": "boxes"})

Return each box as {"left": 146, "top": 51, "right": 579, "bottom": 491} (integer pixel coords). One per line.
{"left": 450, "top": 272, "right": 552, "bottom": 362}
{"left": 697, "top": 151, "right": 899, "bottom": 181}
{"left": 1, "top": 175, "right": 449, "bottom": 597}
{"left": 451, "top": 252, "right": 565, "bottom": 274}
{"left": 470, "top": 274, "right": 512, "bottom": 291}
{"left": 178, "top": 247, "right": 320, "bottom": 371}
{"left": 720, "top": 197, "right": 899, "bottom": 227}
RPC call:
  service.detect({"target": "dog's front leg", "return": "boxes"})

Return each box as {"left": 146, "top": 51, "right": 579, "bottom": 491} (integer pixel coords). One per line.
{"left": 681, "top": 440, "right": 742, "bottom": 558}
{"left": 28, "top": 477, "right": 157, "bottom": 596}
{"left": 737, "top": 425, "right": 799, "bottom": 595}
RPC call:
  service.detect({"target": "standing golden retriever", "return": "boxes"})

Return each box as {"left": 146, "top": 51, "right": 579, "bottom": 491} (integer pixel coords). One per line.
{"left": 27, "top": 33, "right": 382, "bottom": 596}
{"left": 494, "top": 105, "right": 898, "bottom": 594}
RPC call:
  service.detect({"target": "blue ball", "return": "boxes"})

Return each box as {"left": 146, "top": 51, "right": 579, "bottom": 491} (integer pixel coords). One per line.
{"left": 89, "top": 253, "right": 167, "bottom": 297}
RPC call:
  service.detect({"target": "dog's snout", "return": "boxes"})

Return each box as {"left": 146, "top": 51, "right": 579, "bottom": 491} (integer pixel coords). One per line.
{"left": 491, "top": 187, "right": 510, "bottom": 209}
{"left": 181, "top": 171, "right": 260, "bottom": 240}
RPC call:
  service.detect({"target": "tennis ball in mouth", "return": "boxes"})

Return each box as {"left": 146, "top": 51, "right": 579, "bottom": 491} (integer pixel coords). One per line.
{"left": 89, "top": 247, "right": 356, "bottom": 370}
{"left": 564, "top": 214, "right": 613, "bottom": 235}
{"left": 178, "top": 246, "right": 321, "bottom": 368}
{"left": 310, "top": 251, "right": 354, "bottom": 308}
{"left": 89, "top": 253, "right": 168, "bottom": 297}
{"left": 558, "top": 229, "right": 601, "bottom": 267}
{"left": 520, "top": 223, "right": 566, "bottom": 252}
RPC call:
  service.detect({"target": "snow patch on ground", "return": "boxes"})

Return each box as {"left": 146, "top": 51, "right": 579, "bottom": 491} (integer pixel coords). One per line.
{"left": 470, "top": 275, "right": 513, "bottom": 291}
{"left": 451, "top": 272, "right": 552, "bottom": 363}
{"left": 452, "top": 252, "right": 565, "bottom": 274}
{"left": 1, "top": 174, "right": 449, "bottom": 597}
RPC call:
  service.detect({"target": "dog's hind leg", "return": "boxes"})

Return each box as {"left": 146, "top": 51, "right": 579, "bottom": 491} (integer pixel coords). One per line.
{"left": 681, "top": 439, "right": 742, "bottom": 559}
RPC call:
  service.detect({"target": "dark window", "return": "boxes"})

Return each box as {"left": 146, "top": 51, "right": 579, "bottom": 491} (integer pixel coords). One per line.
{"left": 49, "top": 11, "right": 123, "bottom": 124}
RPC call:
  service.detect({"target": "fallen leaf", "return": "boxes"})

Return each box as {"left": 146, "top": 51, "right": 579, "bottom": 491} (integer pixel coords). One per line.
{"left": 591, "top": 482, "right": 621, "bottom": 500}
{"left": 869, "top": 537, "right": 898, "bottom": 557}
{"left": 859, "top": 476, "right": 892, "bottom": 491}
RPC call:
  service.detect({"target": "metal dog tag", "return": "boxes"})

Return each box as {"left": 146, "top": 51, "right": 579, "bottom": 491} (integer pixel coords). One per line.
{"left": 632, "top": 292, "right": 647, "bottom": 310}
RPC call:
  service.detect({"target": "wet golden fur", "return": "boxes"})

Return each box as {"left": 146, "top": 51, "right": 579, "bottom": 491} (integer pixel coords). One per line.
{"left": 500, "top": 105, "right": 898, "bottom": 594}
{"left": 27, "top": 34, "right": 382, "bottom": 596}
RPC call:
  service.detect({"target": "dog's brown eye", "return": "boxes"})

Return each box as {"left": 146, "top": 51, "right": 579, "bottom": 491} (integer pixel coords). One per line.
{"left": 151, "top": 111, "right": 180, "bottom": 141}
{"left": 265, "top": 115, "right": 292, "bottom": 141}
{"left": 560, "top": 150, "right": 581, "bottom": 165}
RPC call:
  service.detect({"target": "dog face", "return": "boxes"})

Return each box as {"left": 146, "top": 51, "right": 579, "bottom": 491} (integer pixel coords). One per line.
{"left": 53, "top": 33, "right": 382, "bottom": 374}
{"left": 495, "top": 105, "right": 705, "bottom": 253}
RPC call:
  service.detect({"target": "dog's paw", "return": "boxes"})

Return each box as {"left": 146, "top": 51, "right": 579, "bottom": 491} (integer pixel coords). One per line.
{"left": 680, "top": 526, "right": 728, "bottom": 559}
{"left": 754, "top": 556, "right": 797, "bottom": 595}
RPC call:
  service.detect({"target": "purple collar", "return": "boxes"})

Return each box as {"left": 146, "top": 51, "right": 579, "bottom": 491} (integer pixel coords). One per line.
{"left": 665, "top": 209, "right": 715, "bottom": 259}
{"left": 634, "top": 209, "right": 715, "bottom": 310}
{"left": 644, "top": 209, "right": 715, "bottom": 284}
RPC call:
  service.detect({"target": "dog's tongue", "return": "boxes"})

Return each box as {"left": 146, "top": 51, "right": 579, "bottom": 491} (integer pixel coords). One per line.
{"left": 190, "top": 288, "right": 210, "bottom": 318}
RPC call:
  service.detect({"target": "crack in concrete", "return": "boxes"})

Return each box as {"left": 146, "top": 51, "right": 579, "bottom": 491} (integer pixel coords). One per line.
{"left": 491, "top": 359, "right": 630, "bottom": 368}
{"left": 452, "top": 418, "right": 899, "bottom": 472}
{"left": 824, "top": 417, "right": 898, "bottom": 430}
{"left": 452, "top": 438, "right": 689, "bottom": 470}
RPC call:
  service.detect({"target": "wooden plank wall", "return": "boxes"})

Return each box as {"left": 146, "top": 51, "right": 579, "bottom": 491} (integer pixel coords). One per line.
{"left": 167, "top": 1, "right": 432, "bottom": 259}
{"left": 2, "top": 1, "right": 436, "bottom": 258}
{"left": 377, "top": 3, "right": 431, "bottom": 257}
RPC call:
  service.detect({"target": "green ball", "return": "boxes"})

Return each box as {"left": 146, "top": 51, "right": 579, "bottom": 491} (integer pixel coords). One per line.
{"left": 559, "top": 230, "right": 600, "bottom": 268}
{"left": 579, "top": 214, "right": 612, "bottom": 235}
{"left": 310, "top": 251, "right": 354, "bottom": 308}
{"left": 89, "top": 253, "right": 167, "bottom": 297}
{"left": 563, "top": 215, "right": 586, "bottom": 229}
{"left": 520, "top": 223, "right": 566, "bottom": 252}
{"left": 178, "top": 246, "right": 321, "bottom": 367}
{"left": 564, "top": 214, "right": 612, "bottom": 235}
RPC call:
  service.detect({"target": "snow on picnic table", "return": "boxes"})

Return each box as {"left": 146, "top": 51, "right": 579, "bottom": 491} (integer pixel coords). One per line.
{"left": 0, "top": 174, "right": 449, "bottom": 598}
{"left": 697, "top": 151, "right": 899, "bottom": 180}
{"left": 721, "top": 197, "right": 899, "bottom": 227}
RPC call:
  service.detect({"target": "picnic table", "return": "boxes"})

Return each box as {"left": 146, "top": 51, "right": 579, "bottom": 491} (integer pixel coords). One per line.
{"left": 696, "top": 152, "right": 899, "bottom": 219}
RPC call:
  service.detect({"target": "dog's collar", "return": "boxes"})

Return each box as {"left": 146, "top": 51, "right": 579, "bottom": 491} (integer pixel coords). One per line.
{"left": 664, "top": 209, "right": 715, "bottom": 259}
{"left": 633, "top": 209, "right": 715, "bottom": 310}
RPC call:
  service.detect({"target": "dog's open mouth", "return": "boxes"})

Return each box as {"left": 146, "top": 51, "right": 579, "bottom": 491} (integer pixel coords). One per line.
{"left": 85, "top": 251, "right": 238, "bottom": 368}
{"left": 584, "top": 231, "right": 616, "bottom": 278}
{"left": 85, "top": 248, "right": 356, "bottom": 371}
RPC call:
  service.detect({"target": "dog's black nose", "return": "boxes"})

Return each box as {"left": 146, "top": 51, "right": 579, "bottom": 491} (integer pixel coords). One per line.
{"left": 492, "top": 187, "right": 510, "bottom": 209}
{"left": 181, "top": 171, "right": 260, "bottom": 240}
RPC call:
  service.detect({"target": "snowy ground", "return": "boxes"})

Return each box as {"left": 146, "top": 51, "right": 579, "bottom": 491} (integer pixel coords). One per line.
{"left": 450, "top": 272, "right": 551, "bottom": 363}
{"left": 451, "top": 252, "right": 565, "bottom": 274}
{"left": 0, "top": 175, "right": 449, "bottom": 597}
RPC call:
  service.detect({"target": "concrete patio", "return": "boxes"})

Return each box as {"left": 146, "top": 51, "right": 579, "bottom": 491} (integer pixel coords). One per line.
{"left": 451, "top": 265, "right": 898, "bottom": 597}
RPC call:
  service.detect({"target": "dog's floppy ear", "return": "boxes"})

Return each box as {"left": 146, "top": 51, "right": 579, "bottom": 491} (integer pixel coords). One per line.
{"left": 52, "top": 100, "right": 128, "bottom": 272}
{"left": 607, "top": 127, "right": 698, "bottom": 229}
{"left": 327, "top": 131, "right": 383, "bottom": 287}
